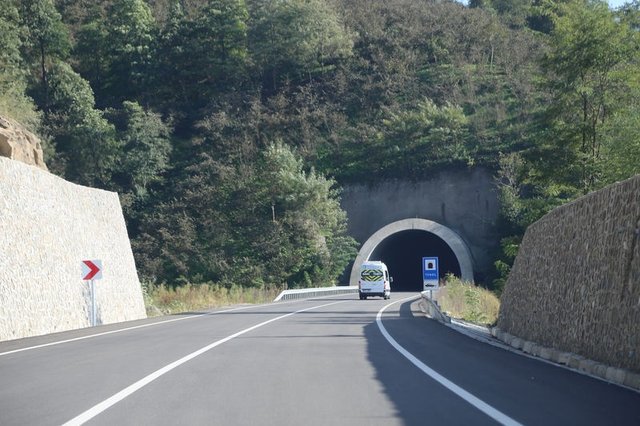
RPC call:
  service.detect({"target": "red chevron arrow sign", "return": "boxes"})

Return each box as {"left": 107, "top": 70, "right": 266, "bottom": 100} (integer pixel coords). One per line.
{"left": 81, "top": 260, "right": 103, "bottom": 281}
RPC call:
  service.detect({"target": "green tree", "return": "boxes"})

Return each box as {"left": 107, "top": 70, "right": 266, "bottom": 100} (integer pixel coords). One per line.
{"left": 0, "top": 3, "right": 39, "bottom": 126}
{"left": 381, "top": 99, "right": 471, "bottom": 177}
{"left": 44, "top": 62, "right": 120, "bottom": 186}
{"left": 100, "top": 0, "right": 156, "bottom": 105}
{"left": 20, "top": 0, "right": 71, "bottom": 112}
{"left": 133, "top": 144, "right": 259, "bottom": 283}
{"left": 250, "top": 143, "right": 357, "bottom": 288}
{"left": 618, "top": 0, "right": 640, "bottom": 23}
{"left": 470, "top": 0, "right": 531, "bottom": 28}
{"left": 249, "top": 0, "right": 353, "bottom": 92}
{"left": 152, "top": 0, "right": 249, "bottom": 115}
{"left": 489, "top": 0, "right": 640, "bottom": 289}
{"left": 74, "top": 7, "right": 109, "bottom": 100}
{"left": 536, "top": 0, "right": 637, "bottom": 194}
{"left": 134, "top": 140, "right": 356, "bottom": 287}
{"left": 599, "top": 95, "right": 640, "bottom": 183}
{"left": 106, "top": 101, "right": 172, "bottom": 202}
{"left": 149, "top": 0, "right": 187, "bottom": 113}
{"left": 334, "top": 98, "right": 471, "bottom": 182}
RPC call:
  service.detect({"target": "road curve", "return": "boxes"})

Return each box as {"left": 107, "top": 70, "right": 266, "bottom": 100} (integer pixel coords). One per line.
{"left": 1, "top": 293, "right": 639, "bottom": 425}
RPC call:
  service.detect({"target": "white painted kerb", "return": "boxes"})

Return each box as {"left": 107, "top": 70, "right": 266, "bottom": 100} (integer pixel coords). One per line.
{"left": 349, "top": 218, "right": 474, "bottom": 286}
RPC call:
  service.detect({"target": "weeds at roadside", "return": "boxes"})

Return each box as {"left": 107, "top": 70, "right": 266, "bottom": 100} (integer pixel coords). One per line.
{"left": 142, "top": 281, "right": 281, "bottom": 316}
{"left": 437, "top": 275, "right": 500, "bottom": 326}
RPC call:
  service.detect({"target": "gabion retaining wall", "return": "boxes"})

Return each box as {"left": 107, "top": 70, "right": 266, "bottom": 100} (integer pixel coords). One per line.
{"left": 498, "top": 175, "right": 640, "bottom": 373}
{"left": 0, "top": 158, "right": 146, "bottom": 341}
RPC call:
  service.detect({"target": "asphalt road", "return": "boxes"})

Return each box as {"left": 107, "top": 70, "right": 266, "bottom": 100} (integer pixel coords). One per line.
{"left": 1, "top": 293, "right": 639, "bottom": 425}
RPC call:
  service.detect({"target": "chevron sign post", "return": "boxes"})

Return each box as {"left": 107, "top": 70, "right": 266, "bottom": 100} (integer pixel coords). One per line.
{"left": 81, "top": 260, "right": 103, "bottom": 326}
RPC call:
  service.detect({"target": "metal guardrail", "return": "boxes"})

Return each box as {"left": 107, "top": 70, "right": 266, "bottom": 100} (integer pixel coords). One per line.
{"left": 419, "top": 291, "right": 450, "bottom": 324}
{"left": 274, "top": 286, "right": 358, "bottom": 302}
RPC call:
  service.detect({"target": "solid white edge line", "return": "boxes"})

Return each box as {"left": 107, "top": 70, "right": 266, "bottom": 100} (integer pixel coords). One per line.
{"left": 62, "top": 300, "right": 345, "bottom": 426}
{"left": 0, "top": 294, "right": 347, "bottom": 357}
{"left": 0, "top": 305, "right": 256, "bottom": 357}
{"left": 376, "top": 296, "right": 524, "bottom": 426}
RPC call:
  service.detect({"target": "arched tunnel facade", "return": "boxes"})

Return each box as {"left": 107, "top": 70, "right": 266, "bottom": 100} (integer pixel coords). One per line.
{"left": 349, "top": 219, "right": 474, "bottom": 292}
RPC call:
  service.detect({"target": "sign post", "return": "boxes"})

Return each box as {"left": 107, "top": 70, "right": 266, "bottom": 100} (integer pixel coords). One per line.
{"left": 81, "top": 260, "right": 103, "bottom": 326}
{"left": 90, "top": 279, "right": 96, "bottom": 327}
{"left": 422, "top": 257, "right": 439, "bottom": 299}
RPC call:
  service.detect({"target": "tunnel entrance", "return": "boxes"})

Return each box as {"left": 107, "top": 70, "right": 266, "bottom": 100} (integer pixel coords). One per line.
{"left": 369, "top": 230, "right": 461, "bottom": 292}
{"left": 349, "top": 218, "right": 474, "bottom": 291}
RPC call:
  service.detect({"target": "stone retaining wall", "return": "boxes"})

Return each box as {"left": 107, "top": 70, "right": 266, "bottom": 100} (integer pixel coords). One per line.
{"left": 0, "top": 158, "right": 146, "bottom": 341}
{"left": 498, "top": 175, "right": 640, "bottom": 373}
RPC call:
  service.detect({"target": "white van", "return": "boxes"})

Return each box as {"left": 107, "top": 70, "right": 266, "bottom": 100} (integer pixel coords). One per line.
{"left": 358, "top": 261, "right": 392, "bottom": 300}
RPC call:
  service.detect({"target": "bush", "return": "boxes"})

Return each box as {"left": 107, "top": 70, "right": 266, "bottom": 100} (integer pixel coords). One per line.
{"left": 438, "top": 275, "right": 500, "bottom": 326}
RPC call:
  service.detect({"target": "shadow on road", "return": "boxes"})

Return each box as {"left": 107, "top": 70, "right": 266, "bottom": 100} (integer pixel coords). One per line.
{"left": 362, "top": 299, "right": 498, "bottom": 425}
{"left": 364, "top": 299, "right": 640, "bottom": 426}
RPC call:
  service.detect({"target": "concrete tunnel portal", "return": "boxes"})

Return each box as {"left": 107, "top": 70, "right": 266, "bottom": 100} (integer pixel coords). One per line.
{"left": 370, "top": 230, "right": 461, "bottom": 292}
{"left": 349, "top": 219, "right": 474, "bottom": 292}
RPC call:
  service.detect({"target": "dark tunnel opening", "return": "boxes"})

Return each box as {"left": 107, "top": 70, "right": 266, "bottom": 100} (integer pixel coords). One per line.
{"left": 368, "top": 230, "right": 461, "bottom": 292}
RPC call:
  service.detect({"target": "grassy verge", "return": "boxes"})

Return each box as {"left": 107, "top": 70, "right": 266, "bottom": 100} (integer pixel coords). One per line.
{"left": 142, "top": 282, "right": 281, "bottom": 317}
{"left": 437, "top": 275, "right": 500, "bottom": 326}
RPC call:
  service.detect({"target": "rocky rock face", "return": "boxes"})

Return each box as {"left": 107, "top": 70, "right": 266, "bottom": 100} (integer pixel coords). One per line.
{"left": 0, "top": 114, "right": 47, "bottom": 170}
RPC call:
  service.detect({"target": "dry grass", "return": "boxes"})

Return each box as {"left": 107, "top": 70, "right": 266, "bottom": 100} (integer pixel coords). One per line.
{"left": 438, "top": 275, "right": 500, "bottom": 326}
{"left": 143, "top": 282, "right": 281, "bottom": 316}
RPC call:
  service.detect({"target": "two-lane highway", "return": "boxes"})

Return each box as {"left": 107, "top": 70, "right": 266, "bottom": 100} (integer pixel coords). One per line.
{"left": 1, "top": 293, "right": 639, "bottom": 425}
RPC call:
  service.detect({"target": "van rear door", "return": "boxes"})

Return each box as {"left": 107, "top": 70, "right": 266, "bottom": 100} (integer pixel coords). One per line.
{"left": 359, "top": 263, "right": 386, "bottom": 296}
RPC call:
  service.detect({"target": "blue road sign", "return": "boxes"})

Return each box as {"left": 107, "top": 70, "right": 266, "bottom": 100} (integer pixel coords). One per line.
{"left": 422, "top": 257, "right": 439, "bottom": 290}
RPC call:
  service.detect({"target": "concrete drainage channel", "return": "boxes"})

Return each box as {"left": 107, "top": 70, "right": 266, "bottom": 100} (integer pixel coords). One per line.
{"left": 418, "top": 292, "right": 640, "bottom": 393}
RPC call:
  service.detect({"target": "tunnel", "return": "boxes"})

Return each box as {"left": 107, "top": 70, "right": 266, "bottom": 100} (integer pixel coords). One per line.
{"left": 368, "top": 230, "right": 461, "bottom": 292}
{"left": 349, "top": 218, "right": 474, "bottom": 291}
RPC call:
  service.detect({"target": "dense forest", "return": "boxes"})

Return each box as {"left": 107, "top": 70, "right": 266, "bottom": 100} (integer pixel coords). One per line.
{"left": 1, "top": 0, "right": 639, "bottom": 292}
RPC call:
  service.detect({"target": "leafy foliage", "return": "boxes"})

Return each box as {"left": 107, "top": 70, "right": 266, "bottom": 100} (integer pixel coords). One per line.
{"left": 3, "top": 0, "right": 638, "bottom": 292}
{"left": 151, "top": 0, "right": 249, "bottom": 115}
{"left": 134, "top": 142, "right": 356, "bottom": 287}
{"left": 249, "top": 0, "right": 353, "bottom": 92}
{"left": 534, "top": 0, "right": 638, "bottom": 194}
{"left": 487, "top": 0, "right": 640, "bottom": 289}
{"left": 42, "top": 61, "right": 119, "bottom": 185}
{"left": 106, "top": 101, "right": 172, "bottom": 198}
{"left": 0, "top": 3, "right": 39, "bottom": 126}
{"left": 102, "top": 0, "right": 157, "bottom": 105}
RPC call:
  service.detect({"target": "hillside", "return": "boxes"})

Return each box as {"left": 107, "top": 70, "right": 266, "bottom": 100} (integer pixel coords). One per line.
{"left": 1, "top": 0, "right": 638, "bottom": 290}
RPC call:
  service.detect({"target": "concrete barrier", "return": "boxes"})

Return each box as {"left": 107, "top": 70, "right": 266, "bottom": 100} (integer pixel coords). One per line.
{"left": 418, "top": 291, "right": 451, "bottom": 324}
{"left": 491, "top": 327, "right": 640, "bottom": 391}
{"left": 274, "top": 286, "right": 358, "bottom": 302}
